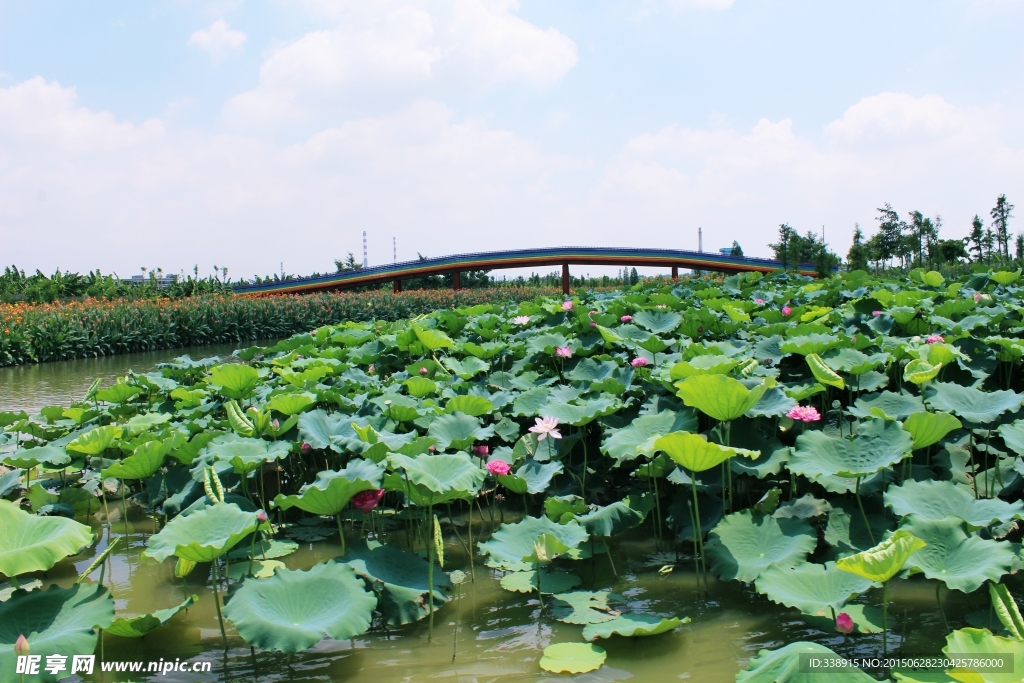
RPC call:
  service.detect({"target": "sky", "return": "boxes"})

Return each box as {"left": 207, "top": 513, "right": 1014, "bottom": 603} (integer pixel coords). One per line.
{"left": 1, "top": 0, "right": 1023, "bottom": 281}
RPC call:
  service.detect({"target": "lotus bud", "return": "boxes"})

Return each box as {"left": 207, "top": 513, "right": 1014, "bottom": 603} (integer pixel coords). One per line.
{"left": 420, "top": 367, "right": 428, "bottom": 375}
{"left": 14, "top": 634, "right": 29, "bottom": 656}
{"left": 368, "top": 364, "right": 375, "bottom": 373}
{"left": 631, "top": 357, "right": 648, "bottom": 368}
{"left": 835, "top": 612, "right": 854, "bottom": 634}
{"left": 257, "top": 510, "right": 268, "bottom": 523}
{"left": 620, "top": 315, "right": 632, "bottom": 323}
{"left": 472, "top": 444, "right": 490, "bottom": 457}
{"left": 301, "top": 442, "right": 312, "bottom": 453}
{"left": 272, "top": 419, "right": 279, "bottom": 430}
{"left": 590, "top": 322, "right": 596, "bottom": 327}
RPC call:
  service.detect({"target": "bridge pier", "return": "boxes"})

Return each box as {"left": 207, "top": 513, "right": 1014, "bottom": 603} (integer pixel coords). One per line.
{"left": 393, "top": 279, "right": 402, "bottom": 293}
{"left": 453, "top": 271, "right": 461, "bottom": 291}
{"left": 561, "top": 264, "right": 570, "bottom": 295}
{"left": 671, "top": 266, "right": 678, "bottom": 280}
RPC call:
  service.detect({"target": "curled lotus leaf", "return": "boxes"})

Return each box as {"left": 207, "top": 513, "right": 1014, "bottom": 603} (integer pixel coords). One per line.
{"left": 704, "top": 510, "right": 817, "bottom": 583}
{"left": 539, "top": 642, "right": 606, "bottom": 674}
{"left": 942, "top": 628, "right": 1024, "bottom": 682}
{"left": 791, "top": 418, "right": 912, "bottom": 479}
{"left": 903, "top": 411, "right": 962, "bottom": 450}
{"left": 499, "top": 569, "right": 581, "bottom": 595}
{"left": 904, "top": 359, "right": 942, "bottom": 384}
{"left": 835, "top": 529, "right": 926, "bottom": 583}
{"left": 582, "top": 613, "right": 687, "bottom": 641}
{"left": 674, "top": 375, "right": 769, "bottom": 422}
{"left": 478, "top": 515, "right": 589, "bottom": 572}
{"left": 655, "top": 431, "right": 758, "bottom": 474}
{"left": 899, "top": 516, "right": 1016, "bottom": 593}
{"left": 223, "top": 561, "right": 376, "bottom": 654}
{"left": 0, "top": 499, "right": 94, "bottom": 577}
{"left": 755, "top": 561, "right": 877, "bottom": 614}
{"left": 274, "top": 459, "right": 385, "bottom": 516}
{"left": 143, "top": 502, "right": 261, "bottom": 563}
{"left": 806, "top": 353, "right": 845, "bottom": 389}
{"left": 737, "top": 642, "right": 876, "bottom": 683}
{"left": 883, "top": 479, "right": 1023, "bottom": 527}
{"left": 105, "top": 594, "right": 197, "bottom": 638}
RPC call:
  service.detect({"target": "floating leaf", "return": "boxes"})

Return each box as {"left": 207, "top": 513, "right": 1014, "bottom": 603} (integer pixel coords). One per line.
{"left": 105, "top": 595, "right": 197, "bottom": 638}
{"left": 550, "top": 591, "right": 623, "bottom": 625}
{"left": 704, "top": 510, "right": 817, "bottom": 582}
{"left": 539, "top": 642, "right": 606, "bottom": 674}
{"left": 883, "top": 479, "right": 1023, "bottom": 527}
{"left": 899, "top": 516, "right": 1015, "bottom": 592}
{"left": 582, "top": 613, "right": 686, "bottom": 641}
{"left": 500, "top": 569, "right": 581, "bottom": 594}
{"left": 340, "top": 540, "right": 450, "bottom": 626}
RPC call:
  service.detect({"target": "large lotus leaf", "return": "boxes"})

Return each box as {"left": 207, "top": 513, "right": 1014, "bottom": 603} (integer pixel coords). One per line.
{"left": 736, "top": 641, "right": 876, "bottom": 683}
{"left": 94, "top": 383, "right": 142, "bottom": 403}
{"left": 577, "top": 501, "right": 645, "bottom": 537}
{"left": 413, "top": 326, "right": 456, "bottom": 351}
{"left": 823, "top": 348, "right": 888, "bottom": 376}
{"left": 0, "top": 584, "right": 114, "bottom": 681}
{"left": 539, "top": 642, "right": 606, "bottom": 674}
{"left": 883, "top": 479, "right": 1023, "bottom": 527}
{"left": 550, "top": 591, "right": 623, "bottom": 625}
{"left": 848, "top": 391, "right": 925, "bottom": 420}
{"left": 669, "top": 355, "right": 740, "bottom": 379}
{"left": 656, "top": 431, "right": 758, "bottom": 473}
{"left": 266, "top": 392, "right": 316, "bottom": 416}
{"left": 925, "top": 382, "right": 1024, "bottom": 424}
{"left": 675, "top": 375, "right": 768, "bottom": 422}
{"left": 388, "top": 453, "right": 485, "bottom": 501}
{"left": 747, "top": 387, "right": 798, "bottom": 418}
{"left": 105, "top": 594, "right": 197, "bottom": 638}
{"left": 478, "top": 516, "right": 589, "bottom": 572}
{"left": 774, "top": 494, "right": 832, "bottom": 520}
{"left": 943, "top": 628, "right": 1024, "bottom": 683}
{"left": 582, "top": 613, "right": 686, "bottom": 641}
{"left": 4, "top": 446, "right": 71, "bottom": 470}
{"left": 65, "top": 425, "right": 122, "bottom": 455}
{"left": 0, "top": 499, "right": 93, "bottom": 577}
{"left": 991, "top": 269, "right": 1022, "bottom": 285}
{"left": 904, "top": 411, "right": 962, "bottom": 450}
{"left": 123, "top": 411, "right": 172, "bottom": 435}
{"left": 339, "top": 540, "right": 449, "bottom": 626}
{"left": 633, "top": 310, "right": 682, "bottom": 334}
{"left": 427, "top": 412, "right": 495, "bottom": 451}
{"left": 444, "top": 395, "right": 494, "bottom": 417}
{"left": 515, "top": 459, "right": 563, "bottom": 494}
{"left": 102, "top": 438, "right": 172, "bottom": 480}
{"left": 223, "top": 561, "right": 376, "bottom": 653}
{"left": 836, "top": 529, "right": 926, "bottom": 583}
{"left": 791, "top": 418, "right": 912, "bottom": 479}
{"left": 755, "top": 561, "right": 877, "bottom": 614}
{"left": 274, "top": 459, "right": 385, "bottom": 515}
{"left": 500, "top": 569, "right": 581, "bottom": 594}
{"left": 997, "top": 420, "right": 1024, "bottom": 457}
{"left": 209, "top": 364, "right": 260, "bottom": 399}
{"left": 704, "top": 510, "right": 817, "bottom": 582}
{"left": 899, "top": 516, "right": 1015, "bottom": 592}
{"left": 0, "top": 468, "right": 22, "bottom": 497}
{"left": 205, "top": 434, "right": 292, "bottom": 475}
{"left": 143, "top": 502, "right": 260, "bottom": 563}
{"left": 297, "top": 409, "right": 352, "bottom": 452}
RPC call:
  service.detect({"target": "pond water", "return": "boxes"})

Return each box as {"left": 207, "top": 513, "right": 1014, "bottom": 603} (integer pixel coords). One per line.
{"left": 1, "top": 350, "right": 976, "bottom": 683}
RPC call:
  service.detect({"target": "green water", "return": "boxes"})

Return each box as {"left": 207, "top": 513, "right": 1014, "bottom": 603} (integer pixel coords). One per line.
{"left": 1, "top": 351, "right": 970, "bottom": 682}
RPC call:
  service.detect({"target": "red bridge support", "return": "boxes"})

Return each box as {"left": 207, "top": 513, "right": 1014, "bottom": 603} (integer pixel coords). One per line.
{"left": 561, "top": 264, "right": 570, "bottom": 295}
{"left": 672, "top": 265, "right": 678, "bottom": 280}
{"left": 453, "top": 271, "right": 461, "bottom": 291}
{"left": 393, "top": 279, "right": 402, "bottom": 293}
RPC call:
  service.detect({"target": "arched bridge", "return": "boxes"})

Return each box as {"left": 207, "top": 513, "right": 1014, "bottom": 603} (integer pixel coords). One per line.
{"left": 233, "top": 246, "right": 820, "bottom": 296}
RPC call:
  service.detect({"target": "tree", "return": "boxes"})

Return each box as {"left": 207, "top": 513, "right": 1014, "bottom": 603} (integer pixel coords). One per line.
{"left": 629, "top": 267, "right": 639, "bottom": 286}
{"left": 729, "top": 241, "right": 743, "bottom": 257}
{"left": 983, "top": 229, "right": 996, "bottom": 263}
{"left": 769, "top": 224, "right": 796, "bottom": 269}
{"left": 990, "top": 195, "right": 1015, "bottom": 260}
{"left": 969, "top": 215, "right": 984, "bottom": 262}
{"left": 847, "top": 224, "right": 869, "bottom": 272}
{"left": 935, "top": 239, "right": 969, "bottom": 265}
{"left": 875, "top": 204, "right": 905, "bottom": 268}
{"left": 334, "top": 253, "right": 362, "bottom": 272}
{"left": 1016, "top": 234, "right": 1024, "bottom": 261}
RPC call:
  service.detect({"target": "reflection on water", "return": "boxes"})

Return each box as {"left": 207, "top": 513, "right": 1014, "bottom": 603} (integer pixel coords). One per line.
{"left": 39, "top": 509, "right": 961, "bottom": 683}
{"left": 0, "top": 342, "right": 266, "bottom": 414}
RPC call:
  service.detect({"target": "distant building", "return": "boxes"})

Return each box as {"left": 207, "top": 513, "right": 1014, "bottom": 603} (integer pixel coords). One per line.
{"left": 719, "top": 241, "right": 744, "bottom": 257}
{"left": 122, "top": 275, "right": 177, "bottom": 288}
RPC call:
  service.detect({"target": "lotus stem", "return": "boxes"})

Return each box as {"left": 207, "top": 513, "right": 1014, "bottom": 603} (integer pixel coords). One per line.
{"left": 605, "top": 541, "right": 617, "bottom": 578}
{"left": 451, "top": 582, "right": 460, "bottom": 662}
{"left": 854, "top": 477, "right": 875, "bottom": 546}
{"left": 427, "top": 500, "right": 435, "bottom": 642}
{"left": 211, "top": 561, "right": 228, "bottom": 649}
{"left": 882, "top": 579, "right": 889, "bottom": 656}
{"left": 687, "top": 498, "right": 699, "bottom": 589}
{"left": 936, "top": 581, "right": 949, "bottom": 631}
{"left": 653, "top": 471, "right": 663, "bottom": 550}
{"left": 467, "top": 502, "right": 475, "bottom": 582}
{"left": 248, "top": 530, "right": 257, "bottom": 577}
{"left": 580, "top": 426, "right": 588, "bottom": 500}
{"left": 725, "top": 421, "right": 733, "bottom": 513}
{"left": 336, "top": 512, "right": 346, "bottom": 556}
{"left": 10, "top": 576, "right": 19, "bottom": 590}
{"left": 101, "top": 489, "right": 112, "bottom": 540}
{"left": 690, "top": 474, "right": 708, "bottom": 594}
{"left": 536, "top": 563, "right": 544, "bottom": 608}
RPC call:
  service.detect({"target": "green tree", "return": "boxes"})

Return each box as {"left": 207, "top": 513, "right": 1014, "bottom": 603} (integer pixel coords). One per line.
{"left": 969, "top": 215, "right": 985, "bottom": 262}
{"left": 983, "top": 229, "right": 996, "bottom": 263}
{"left": 769, "top": 224, "right": 796, "bottom": 269}
{"left": 847, "top": 224, "right": 869, "bottom": 272}
{"left": 1016, "top": 234, "right": 1024, "bottom": 261}
{"left": 729, "top": 241, "right": 743, "bottom": 256}
{"left": 874, "top": 203, "right": 905, "bottom": 269}
{"left": 629, "top": 267, "right": 639, "bottom": 286}
{"left": 990, "top": 195, "right": 1015, "bottom": 260}
{"left": 334, "top": 253, "right": 362, "bottom": 273}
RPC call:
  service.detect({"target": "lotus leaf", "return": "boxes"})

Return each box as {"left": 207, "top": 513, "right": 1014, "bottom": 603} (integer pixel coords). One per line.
{"left": 582, "top": 613, "right": 686, "bottom": 641}
{"left": 848, "top": 392, "right": 925, "bottom": 420}
{"left": 704, "top": 510, "right": 817, "bottom": 582}
{"left": 943, "top": 628, "right": 1024, "bottom": 682}
{"left": 656, "top": 431, "right": 758, "bottom": 473}
{"left": 387, "top": 452, "right": 484, "bottom": 503}
{"left": 65, "top": 425, "right": 121, "bottom": 455}
{"left": 500, "top": 569, "right": 581, "bottom": 594}
{"left": 223, "top": 561, "right": 376, "bottom": 653}
{"left": 755, "top": 562, "right": 876, "bottom": 614}
{"left": 747, "top": 387, "right": 798, "bottom": 418}
{"left": 577, "top": 501, "right": 645, "bottom": 537}
{"left": 413, "top": 326, "right": 456, "bottom": 351}
{"left": 633, "top": 310, "right": 682, "bottom": 334}
{"left": 674, "top": 375, "right": 769, "bottom": 421}
{"left": 4, "top": 446, "right": 71, "bottom": 470}
{"left": 427, "top": 412, "right": 495, "bottom": 451}
{"left": 514, "top": 459, "right": 563, "bottom": 495}
{"left": 0, "top": 499, "right": 94, "bottom": 577}
{"left": 991, "top": 269, "right": 1022, "bottom": 285}
{"left": 123, "top": 411, "right": 172, "bottom": 434}
{"left": 340, "top": 540, "right": 450, "bottom": 626}
{"left": 791, "top": 418, "right": 912, "bottom": 479}
{"left": 143, "top": 502, "right": 261, "bottom": 563}
{"left": 0, "top": 584, "right": 114, "bottom": 680}
{"left": 904, "top": 359, "right": 943, "bottom": 384}
{"left": 0, "top": 468, "right": 22, "bottom": 498}
{"left": 274, "top": 459, "right": 384, "bottom": 515}
{"left": 904, "top": 411, "right": 962, "bottom": 450}
{"left": 539, "top": 642, "right": 606, "bottom": 674}
{"left": 835, "top": 529, "right": 926, "bottom": 583}
{"left": 736, "top": 641, "right": 876, "bottom": 683}
{"left": 102, "top": 438, "right": 172, "bottom": 480}
{"left": 925, "top": 382, "right": 1024, "bottom": 424}
{"left": 549, "top": 590, "right": 623, "bottom": 625}
{"left": 266, "top": 392, "right": 316, "bottom": 415}
{"left": 898, "top": 516, "right": 1015, "bottom": 592}
{"left": 444, "top": 395, "right": 494, "bottom": 417}
{"left": 990, "top": 582, "right": 1024, "bottom": 641}
{"left": 884, "top": 479, "right": 1023, "bottom": 527}
{"left": 94, "top": 383, "right": 142, "bottom": 403}
{"left": 209, "top": 364, "right": 260, "bottom": 399}
{"left": 105, "top": 595, "right": 197, "bottom": 638}
{"left": 205, "top": 434, "right": 292, "bottom": 475}
{"left": 669, "top": 355, "right": 739, "bottom": 379}
{"left": 807, "top": 353, "right": 845, "bottom": 389}
{"left": 478, "top": 516, "right": 589, "bottom": 571}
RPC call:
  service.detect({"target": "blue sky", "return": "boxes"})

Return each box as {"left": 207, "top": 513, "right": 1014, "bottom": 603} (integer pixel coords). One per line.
{"left": 2, "top": 1, "right": 1022, "bottom": 280}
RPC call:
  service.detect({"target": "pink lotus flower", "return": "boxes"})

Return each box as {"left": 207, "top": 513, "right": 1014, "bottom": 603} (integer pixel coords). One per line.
{"left": 368, "top": 364, "right": 375, "bottom": 373}
{"left": 529, "top": 416, "right": 562, "bottom": 441}
{"left": 754, "top": 298, "right": 765, "bottom": 304}
{"left": 14, "top": 634, "right": 29, "bottom": 656}
{"left": 257, "top": 510, "right": 268, "bottom": 523}
{"left": 782, "top": 305, "right": 792, "bottom": 316}
{"left": 631, "top": 357, "right": 649, "bottom": 368}
{"left": 835, "top": 612, "right": 854, "bottom": 635}
{"left": 974, "top": 293, "right": 982, "bottom": 303}
{"left": 562, "top": 301, "right": 573, "bottom": 311}
{"left": 590, "top": 322, "right": 596, "bottom": 327}
{"left": 472, "top": 444, "right": 490, "bottom": 457}
{"left": 487, "top": 460, "right": 511, "bottom": 476}
{"left": 620, "top": 315, "right": 632, "bottom": 323}
{"left": 589, "top": 310, "right": 598, "bottom": 315}
{"left": 272, "top": 419, "right": 279, "bottom": 430}
{"left": 555, "top": 346, "right": 572, "bottom": 358}
{"left": 419, "top": 366, "right": 429, "bottom": 375}
{"left": 872, "top": 310, "right": 882, "bottom": 317}
{"left": 513, "top": 315, "right": 531, "bottom": 325}
{"left": 926, "top": 334, "right": 945, "bottom": 344}
{"left": 352, "top": 489, "right": 385, "bottom": 513}
{"left": 301, "top": 442, "right": 312, "bottom": 453}
{"left": 787, "top": 405, "right": 821, "bottom": 422}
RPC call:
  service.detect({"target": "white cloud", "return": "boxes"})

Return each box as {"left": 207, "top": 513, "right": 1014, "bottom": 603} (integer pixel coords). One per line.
{"left": 224, "top": 0, "right": 577, "bottom": 126}
{"left": 188, "top": 19, "right": 247, "bottom": 57}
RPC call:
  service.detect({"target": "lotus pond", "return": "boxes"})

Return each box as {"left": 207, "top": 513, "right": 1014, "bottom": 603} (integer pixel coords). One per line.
{"left": 5, "top": 268, "right": 1024, "bottom": 682}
